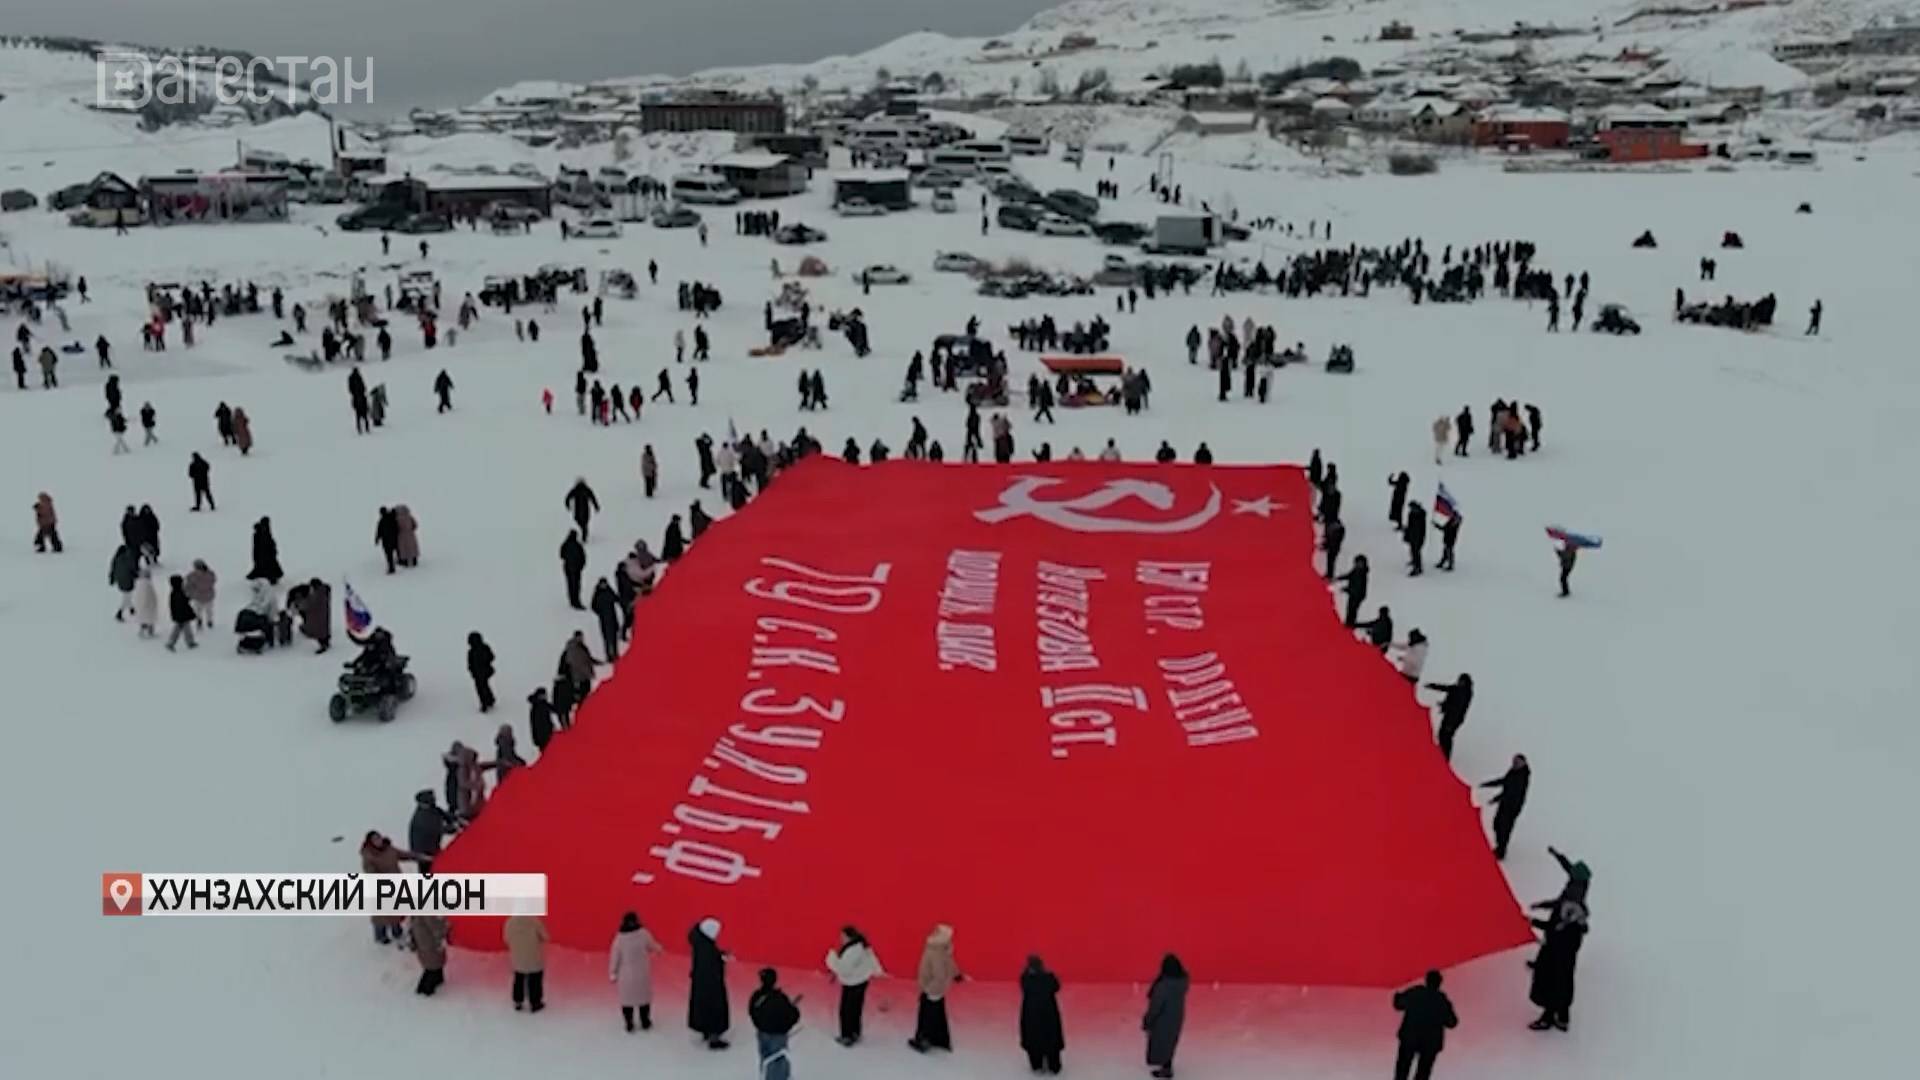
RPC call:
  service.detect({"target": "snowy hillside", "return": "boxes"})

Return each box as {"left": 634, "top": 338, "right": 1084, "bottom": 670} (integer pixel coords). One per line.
{"left": 651, "top": 0, "right": 1914, "bottom": 100}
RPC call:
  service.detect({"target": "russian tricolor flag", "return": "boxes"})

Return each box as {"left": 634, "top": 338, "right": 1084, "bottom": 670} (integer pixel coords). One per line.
{"left": 1435, "top": 483, "right": 1461, "bottom": 520}
{"left": 1546, "top": 526, "right": 1604, "bottom": 550}
{"left": 343, "top": 582, "right": 377, "bottom": 642}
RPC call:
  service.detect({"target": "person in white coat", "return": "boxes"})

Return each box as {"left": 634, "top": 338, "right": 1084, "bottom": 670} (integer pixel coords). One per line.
{"left": 715, "top": 440, "right": 739, "bottom": 502}
{"left": 131, "top": 566, "right": 159, "bottom": 638}
{"left": 1098, "top": 439, "right": 1121, "bottom": 462}
{"left": 610, "top": 911, "right": 663, "bottom": 1032}
{"left": 1431, "top": 415, "right": 1452, "bottom": 466}
{"left": 1395, "top": 629, "right": 1430, "bottom": 684}
{"left": 825, "top": 925, "right": 884, "bottom": 1046}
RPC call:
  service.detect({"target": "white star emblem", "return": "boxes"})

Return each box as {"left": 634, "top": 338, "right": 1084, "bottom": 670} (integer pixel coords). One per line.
{"left": 1232, "top": 496, "right": 1282, "bottom": 517}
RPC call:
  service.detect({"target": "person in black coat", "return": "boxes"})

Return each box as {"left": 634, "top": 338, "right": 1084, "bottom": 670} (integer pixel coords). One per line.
{"left": 1308, "top": 448, "right": 1323, "bottom": 488}
{"left": 1322, "top": 518, "right": 1346, "bottom": 581}
{"left": 375, "top": 507, "right": 401, "bottom": 573}
{"left": 695, "top": 433, "right": 716, "bottom": 488}
{"left": 1481, "top": 754, "right": 1530, "bottom": 860}
{"left": 1436, "top": 513, "right": 1461, "bottom": 571}
{"left": 1193, "top": 442, "right": 1213, "bottom": 465}
{"left": 188, "top": 453, "right": 215, "bottom": 511}
{"left": 1358, "top": 605, "right": 1393, "bottom": 652}
{"left": 1388, "top": 471, "right": 1410, "bottom": 528}
{"left": 591, "top": 578, "right": 621, "bottom": 663}
{"left": 687, "top": 919, "right": 731, "bottom": 1049}
{"left": 1019, "top": 955, "right": 1065, "bottom": 1075}
{"left": 1337, "top": 554, "right": 1369, "bottom": 627}
{"left": 747, "top": 968, "right": 802, "bottom": 1078}
{"left": 1155, "top": 441, "right": 1176, "bottom": 464}
{"left": 526, "top": 688, "right": 556, "bottom": 752}
{"left": 1403, "top": 501, "right": 1428, "bottom": 576}
{"left": 1143, "top": 953, "right": 1187, "bottom": 1079}
{"left": 164, "top": 574, "right": 198, "bottom": 651}
{"left": 249, "top": 517, "right": 283, "bottom": 583}
{"left": 1391, "top": 969, "right": 1459, "bottom": 1080}
{"left": 1453, "top": 407, "right": 1473, "bottom": 457}
{"left": 559, "top": 530, "right": 587, "bottom": 609}
{"left": 565, "top": 477, "right": 600, "bottom": 541}
{"left": 1424, "top": 673, "right": 1475, "bottom": 759}
{"left": 466, "top": 632, "right": 496, "bottom": 712}
{"left": 661, "top": 515, "right": 686, "bottom": 561}
{"left": 433, "top": 370, "right": 453, "bottom": 412}
{"left": 408, "top": 790, "right": 456, "bottom": 874}
{"left": 689, "top": 501, "right": 713, "bottom": 541}
{"left": 1528, "top": 899, "right": 1589, "bottom": 1032}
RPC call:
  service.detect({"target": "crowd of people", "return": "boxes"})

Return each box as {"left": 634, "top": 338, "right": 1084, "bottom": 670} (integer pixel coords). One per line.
{"left": 13, "top": 186, "right": 1623, "bottom": 1080}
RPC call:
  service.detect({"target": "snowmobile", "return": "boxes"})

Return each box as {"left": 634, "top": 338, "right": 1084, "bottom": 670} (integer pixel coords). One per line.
{"left": 329, "top": 631, "right": 417, "bottom": 722}
{"left": 1592, "top": 304, "right": 1641, "bottom": 335}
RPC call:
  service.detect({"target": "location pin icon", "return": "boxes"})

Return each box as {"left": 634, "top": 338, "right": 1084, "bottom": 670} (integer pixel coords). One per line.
{"left": 109, "top": 878, "right": 134, "bottom": 911}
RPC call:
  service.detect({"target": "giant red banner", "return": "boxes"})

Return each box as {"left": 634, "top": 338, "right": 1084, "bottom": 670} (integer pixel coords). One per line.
{"left": 438, "top": 460, "right": 1533, "bottom": 986}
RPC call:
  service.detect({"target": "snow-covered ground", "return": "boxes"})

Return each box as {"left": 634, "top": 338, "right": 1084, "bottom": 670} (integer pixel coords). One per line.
{"left": 6, "top": 91, "right": 1920, "bottom": 1080}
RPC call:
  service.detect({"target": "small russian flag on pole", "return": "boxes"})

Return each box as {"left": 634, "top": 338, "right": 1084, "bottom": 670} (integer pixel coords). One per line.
{"left": 343, "top": 582, "right": 377, "bottom": 642}
{"left": 1545, "top": 526, "right": 1603, "bottom": 550}
{"left": 1434, "top": 482, "right": 1460, "bottom": 520}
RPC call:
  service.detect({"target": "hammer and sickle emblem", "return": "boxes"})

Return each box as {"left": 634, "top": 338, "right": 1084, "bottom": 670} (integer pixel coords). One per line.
{"left": 974, "top": 477, "right": 1223, "bottom": 534}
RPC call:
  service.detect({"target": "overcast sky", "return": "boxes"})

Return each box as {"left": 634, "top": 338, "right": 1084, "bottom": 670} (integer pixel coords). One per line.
{"left": 8, "top": 0, "right": 1050, "bottom": 111}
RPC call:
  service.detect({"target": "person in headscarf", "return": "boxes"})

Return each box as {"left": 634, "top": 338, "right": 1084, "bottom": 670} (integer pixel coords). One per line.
{"left": 609, "top": 911, "right": 662, "bottom": 1032}
{"left": 1019, "top": 954, "right": 1065, "bottom": 1075}
{"left": 1144, "top": 953, "right": 1189, "bottom": 1078}
{"left": 687, "top": 917, "right": 731, "bottom": 1049}
{"left": 908, "top": 923, "right": 962, "bottom": 1052}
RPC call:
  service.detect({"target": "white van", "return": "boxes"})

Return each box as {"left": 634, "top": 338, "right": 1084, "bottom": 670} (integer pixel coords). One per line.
{"left": 956, "top": 139, "right": 1012, "bottom": 163}
{"left": 670, "top": 173, "right": 741, "bottom": 205}
{"left": 927, "top": 147, "right": 982, "bottom": 175}
{"left": 853, "top": 121, "right": 913, "bottom": 149}
{"left": 1008, "top": 133, "right": 1050, "bottom": 156}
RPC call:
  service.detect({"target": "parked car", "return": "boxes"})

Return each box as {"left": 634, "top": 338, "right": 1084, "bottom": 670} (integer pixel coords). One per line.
{"left": 991, "top": 177, "right": 1044, "bottom": 205}
{"left": 860, "top": 264, "right": 911, "bottom": 285}
{"left": 1062, "top": 144, "right": 1085, "bottom": 165}
{"left": 1093, "top": 221, "right": 1149, "bottom": 246}
{"left": 836, "top": 198, "right": 886, "bottom": 217}
{"left": 651, "top": 205, "right": 701, "bottom": 229}
{"left": 571, "top": 217, "right": 622, "bottom": 239}
{"left": 774, "top": 223, "right": 828, "bottom": 245}
{"left": 488, "top": 201, "right": 544, "bottom": 223}
{"left": 996, "top": 204, "right": 1041, "bottom": 231}
{"left": 914, "top": 168, "right": 965, "bottom": 190}
{"left": 336, "top": 204, "right": 411, "bottom": 231}
{"left": 1039, "top": 214, "right": 1091, "bottom": 237}
{"left": 1221, "top": 221, "right": 1251, "bottom": 242}
{"left": 934, "top": 251, "right": 985, "bottom": 273}
{"left": 47, "top": 183, "right": 91, "bottom": 211}
{"left": 396, "top": 212, "right": 453, "bottom": 234}
{"left": 0, "top": 189, "right": 38, "bottom": 212}
{"left": 931, "top": 190, "right": 957, "bottom": 214}
{"left": 1044, "top": 189, "right": 1101, "bottom": 222}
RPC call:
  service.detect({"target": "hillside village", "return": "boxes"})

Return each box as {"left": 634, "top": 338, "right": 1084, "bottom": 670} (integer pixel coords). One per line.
{"left": 5, "top": 2, "right": 1920, "bottom": 231}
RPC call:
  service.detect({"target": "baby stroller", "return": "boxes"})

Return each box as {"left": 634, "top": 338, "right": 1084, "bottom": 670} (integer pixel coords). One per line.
{"left": 329, "top": 629, "right": 416, "bottom": 722}
{"left": 234, "top": 608, "right": 294, "bottom": 654}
